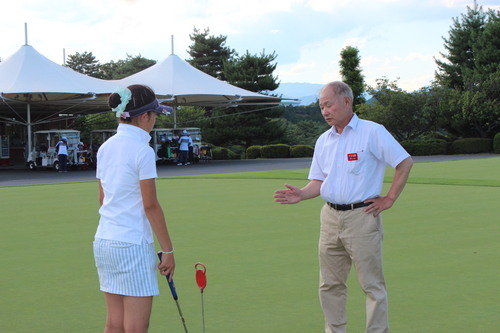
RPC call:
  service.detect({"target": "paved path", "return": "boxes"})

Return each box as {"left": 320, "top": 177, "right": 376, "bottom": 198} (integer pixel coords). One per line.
{"left": 0, "top": 154, "right": 497, "bottom": 187}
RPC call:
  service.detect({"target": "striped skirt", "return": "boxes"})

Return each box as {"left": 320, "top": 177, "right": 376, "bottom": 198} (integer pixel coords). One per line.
{"left": 93, "top": 238, "right": 159, "bottom": 296}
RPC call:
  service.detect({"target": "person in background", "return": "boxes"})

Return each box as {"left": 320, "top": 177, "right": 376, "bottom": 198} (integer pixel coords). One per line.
{"left": 171, "top": 132, "right": 179, "bottom": 160}
{"left": 94, "top": 84, "right": 175, "bottom": 333}
{"left": 55, "top": 136, "right": 69, "bottom": 172}
{"left": 274, "top": 81, "right": 413, "bottom": 333}
{"left": 187, "top": 132, "right": 194, "bottom": 164}
{"left": 77, "top": 141, "right": 86, "bottom": 151}
{"left": 177, "top": 130, "right": 190, "bottom": 166}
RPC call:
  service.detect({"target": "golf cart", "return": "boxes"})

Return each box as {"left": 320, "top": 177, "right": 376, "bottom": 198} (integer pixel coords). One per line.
{"left": 199, "top": 143, "right": 213, "bottom": 161}
{"left": 27, "top": 129, "right": 89, "bottom": 171}
{"left": 87, "top": 127, "right": 211, "bottom": 166}
{"left": 151, "top": 127, "right": 210, "bottom": 164}
{"left": 88, "top": 129, "right": 117, "bottom": 168}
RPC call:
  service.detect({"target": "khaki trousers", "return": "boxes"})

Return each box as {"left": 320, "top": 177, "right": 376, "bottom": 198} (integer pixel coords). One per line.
{"left": 319, "top": 204, "right": 388, "bottom": 333}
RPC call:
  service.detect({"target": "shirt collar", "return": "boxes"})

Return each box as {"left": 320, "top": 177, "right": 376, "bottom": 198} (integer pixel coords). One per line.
{"left": 327, "top": 113, "right": 359, "bottom": 136}
{"left": 347, "top": 113, "right": 360, "bottom": 130}
{"left": 117, "top": 123, "right": 151, "bottom": 143}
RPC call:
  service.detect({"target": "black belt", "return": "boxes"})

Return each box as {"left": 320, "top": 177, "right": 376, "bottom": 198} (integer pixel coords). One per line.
{"left": 327, "top": 201, "right": 370, "bottom": 211}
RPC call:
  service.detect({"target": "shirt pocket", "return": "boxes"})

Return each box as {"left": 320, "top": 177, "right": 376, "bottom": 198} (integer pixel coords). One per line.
{"left": 348, "top": 151, "right": 367, "bottom": 175}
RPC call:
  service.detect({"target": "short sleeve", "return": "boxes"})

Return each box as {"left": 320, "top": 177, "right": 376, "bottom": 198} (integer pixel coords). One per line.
{"left": 370, "top": 125, "right": 410, "bottom": 168}
{"left": 137, "top": 146, "right": 158, "bottom": 180}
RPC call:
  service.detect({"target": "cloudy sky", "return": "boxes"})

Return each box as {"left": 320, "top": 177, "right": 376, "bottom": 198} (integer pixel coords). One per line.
{"left": 1, "top": 0, "right": 498, "bottom": 92}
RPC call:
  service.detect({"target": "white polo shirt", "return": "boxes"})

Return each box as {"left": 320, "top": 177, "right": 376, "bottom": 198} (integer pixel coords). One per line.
{"left": 95, "top": 123, "right": 157, "bottom": 245}
{"left": 308, "top": 114, "right": 410, "bottom": 204}
{"left": 178, "top": 135, "right": 190, "bottom": 151}
{"left": 56, "top": 141, "right": 68, "bottom": 155}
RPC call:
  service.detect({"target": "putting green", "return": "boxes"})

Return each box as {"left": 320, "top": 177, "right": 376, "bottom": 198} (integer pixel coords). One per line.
{"left": 0, "top": 157, "right": 498, "bottom": 332}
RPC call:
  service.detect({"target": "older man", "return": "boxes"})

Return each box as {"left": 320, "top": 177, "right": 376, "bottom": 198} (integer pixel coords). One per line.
{"left": 274, "top": 81, "right": 413, "bottom": 333}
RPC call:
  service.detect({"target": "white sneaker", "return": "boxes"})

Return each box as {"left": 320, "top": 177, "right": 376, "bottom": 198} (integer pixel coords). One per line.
{"left": 177, "top": 163, "right": 182, "bottom": 166}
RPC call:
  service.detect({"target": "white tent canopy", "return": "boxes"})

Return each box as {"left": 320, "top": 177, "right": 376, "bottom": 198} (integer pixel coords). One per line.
{"left": 118, "top": 53, "right": 290, "bottom": 107}
{"left": 0, "top": 45, "right": 296, "bottom": 163}
{"left": 0, "top": 44, "right": 117, "bottom": 103}
{"left": 0, "top": 44, "right": 118, "bottom": 161}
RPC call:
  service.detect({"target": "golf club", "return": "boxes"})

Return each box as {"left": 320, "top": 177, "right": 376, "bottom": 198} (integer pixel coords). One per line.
{"left": 195, "top": 263, "right": 207, "bottom": 333}
{"left": 157, "top": 252, "right": 189, "bottom": 333}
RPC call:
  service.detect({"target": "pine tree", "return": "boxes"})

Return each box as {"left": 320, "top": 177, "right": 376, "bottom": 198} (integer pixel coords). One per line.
{"left": 473, "top": 9, "right": 500, "bottom": 86}
{"left": 101, "top": 55, "right": 156, "bottom": 80}
{"left": 224, "top": 50, "right": 279, "bottom": 93}
{"left": 187, "top": 27, "right": 235, "bottom": 80}
{"left": 186, "top": 30, "right": 284, "bottom": 147}
{"left": 65, "top": 51, "right": 103, "bottom": 78}
{"left": 435, "top": 5, "right": 500, "bottom": 137}
{"left": 339, "top": 46, "right": 365, "bottom": 107}
{"left": 435, "top": 6, "right": 486, "bottom": 90}
{"left": 203, "top": 50, "right": 284, "bottom": 147}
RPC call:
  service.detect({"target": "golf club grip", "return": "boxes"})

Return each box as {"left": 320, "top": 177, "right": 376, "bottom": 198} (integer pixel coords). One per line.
{"left": 157, "top": 252, "right": 178, "bottom": 300}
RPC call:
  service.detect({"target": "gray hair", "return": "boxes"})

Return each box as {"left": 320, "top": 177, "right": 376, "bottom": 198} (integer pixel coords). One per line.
{"left": 320, "top": 81, "right": 354, "bottom": 102}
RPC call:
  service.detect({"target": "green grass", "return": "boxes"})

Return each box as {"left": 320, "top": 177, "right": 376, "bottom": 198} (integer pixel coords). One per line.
{"left": 0, "top": 157, "right": 499, "bottom": 332}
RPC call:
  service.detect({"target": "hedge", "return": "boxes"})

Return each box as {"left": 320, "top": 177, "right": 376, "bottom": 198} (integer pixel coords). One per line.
{"left": 450, "top": 138, "right": 492, "bottom": 154}
{"left": 401, "top": 139, "right": 449, "bottom": 156}
{"left": 260, "top": 144, "right": 290, "bottom": 158}
{"left": 290, "top": 145, "right": 314, "bottom": 158}
{"left": 215, "top": 136, "right": 499, "bottom": 160}
{"left": 228, "top": 145, "right": 246, "bottom": 159}
{"left": 211, "top": 146, "right": 239, "bottom": 160}
{"left": 494, "top": 133, "right": 500, "bottom": 154}
{"left": 246, "top": 145, "right": 262, "bottom": 159}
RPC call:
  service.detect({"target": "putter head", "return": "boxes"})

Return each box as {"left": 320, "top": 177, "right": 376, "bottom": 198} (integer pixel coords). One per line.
{"left": 195, "top": 263, "right": 207, "bottom": 292}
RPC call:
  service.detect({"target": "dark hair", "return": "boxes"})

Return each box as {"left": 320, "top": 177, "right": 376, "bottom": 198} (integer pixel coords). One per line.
{"left": 108, "top": 84, "right": 156, "bottom": 120}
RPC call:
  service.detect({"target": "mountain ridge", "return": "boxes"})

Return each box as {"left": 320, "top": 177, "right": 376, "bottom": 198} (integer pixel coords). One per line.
{"left": 272, "top": 82, "right": 373, "bottom": 106}
{"left": 271, "top": 82, "right": 322, "bottom": 105}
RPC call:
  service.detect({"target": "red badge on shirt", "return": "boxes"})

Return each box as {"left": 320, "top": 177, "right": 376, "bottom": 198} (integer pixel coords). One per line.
{"left": 347, "top": 153, "right": 358, "bottom": 161}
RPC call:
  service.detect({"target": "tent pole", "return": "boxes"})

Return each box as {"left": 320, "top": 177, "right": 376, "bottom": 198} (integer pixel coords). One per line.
{"left": 171, "top": 34, "right": 175, "bottom": 128}
{"left": 27, "top": 104, "right": 32, "bottom": 165}
{"left": 25, "top": 23, "right": 28, "bottom": 45}
{"left": 173, "top": 107, "right": 177, "bottom": 129}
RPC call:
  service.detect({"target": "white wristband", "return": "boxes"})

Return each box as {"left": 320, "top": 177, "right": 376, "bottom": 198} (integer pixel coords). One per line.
{"left": 160, "top": 248, "right": 174, "bottom": 255}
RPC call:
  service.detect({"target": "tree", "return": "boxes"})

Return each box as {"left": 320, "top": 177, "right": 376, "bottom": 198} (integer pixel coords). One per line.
{"left": 224, "top": 50, "right": 279, "bottom": 93}
{"left": 200, "top": 50, "right": 283, "bottom": 147}
{"left": 155, "top": 106, "right": 206, "bottom": 129}
{"left": 438, "top": 79, "right": 499, "bottom": 138}
{"left": 66, "top": 52, "right": 156, "bottom": 80}
{"left": 435, "top": 5, "right": 487, "bottom": 90}
{"left": 435, "top": 5, "right": 500, "bottom": 137}
{"left": 101, "top": 54, "right": 156, "bottom": 80}
{"left": 474, "top": 10, "right": 500, "bottom": 79}
{"left": 282, "top": 101, "right": 324, "bottom": 124}
{"left": 187, "top": 27, "right": 235, "bottom": 80}
{"left": 186, "top": 29, "right": 284, "bottom": 147}
{"left": 65, "top": 51, "right": 103, "bottom": 78}
{"left": 281, "top": 119, "right": 329, "bottom": 146}
{"left": 339, "top": 46, "right": 365, "bottom": 108}
{"left": 358, "top": 78, "right": 443, "bottom": 141}
{"left": 200, "top": 104, "right": 286, "bottom": 147}
{"left": 72, "top": 112, "right": 118, "bottom": 145}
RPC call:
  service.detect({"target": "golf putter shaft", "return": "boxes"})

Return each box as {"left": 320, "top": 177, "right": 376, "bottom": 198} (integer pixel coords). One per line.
{"left": 157, "top": 252, "right": 188, "bottom": 333}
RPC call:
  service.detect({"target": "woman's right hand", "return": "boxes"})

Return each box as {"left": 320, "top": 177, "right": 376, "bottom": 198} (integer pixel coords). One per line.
{"left": 158, "top": 253, "right": 175, "bottom": 280}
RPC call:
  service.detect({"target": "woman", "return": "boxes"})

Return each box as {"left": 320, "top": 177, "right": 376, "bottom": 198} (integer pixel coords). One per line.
{"left": 94, "top": 84, "right": 175, "bottom": 333}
